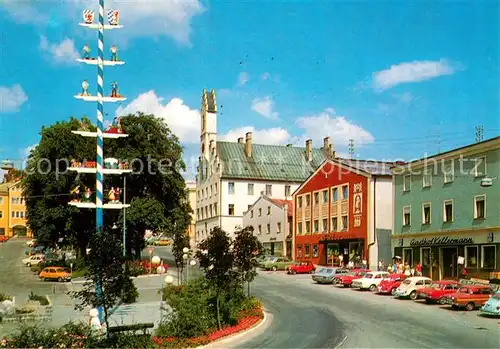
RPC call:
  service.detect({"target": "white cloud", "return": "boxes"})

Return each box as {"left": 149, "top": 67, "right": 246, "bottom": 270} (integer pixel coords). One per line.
{"left": 1, "top": 0, "right": 48, "bottom": 24}
{"left": 260, "top": 72, "right": 271, "bottom": 81}
{"left": 294, "top": 108, "right": 374, "bottom": 147}
{"left": 0, "top": 84, "right": 28, "bottom": 113}
{"left": 251, "top": 96, "right": 278, "bottom": 119}
{"left": 22, "top": 144, "right": 37, "bottom": 158}
{"left": 39, "top": 36, "right": 79, "bottom": 64}
{"left": 373, "top": 59, "right": 458, "bottom": 90}
{"left": 220, "top": 126, "right": 290, "bottom": 145}
{"left": 115, "top": 90, "right": 200, "bottom": 144}
{"left": 238, "top": 72, "right": 249, "bottom": 86}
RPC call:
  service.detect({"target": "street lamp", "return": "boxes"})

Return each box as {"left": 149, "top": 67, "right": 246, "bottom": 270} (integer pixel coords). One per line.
{"left": 151, "top": 255, "right": 161, "bottom": 274}
{"left": 160, "top": 274, "right": 174, "bottom": 321}
{"left": 480, "top": 177, "right": 497, "bottom": 187}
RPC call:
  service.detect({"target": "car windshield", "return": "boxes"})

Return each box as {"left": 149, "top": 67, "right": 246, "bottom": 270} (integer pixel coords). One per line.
{"left": 324, "top": 269, "right": 334, "bottom": 274}
{"left": 493, "top": 293, "right": 500, "bottom": 300}
{"left": 402, "top": 279, "right": 412, "bottom": 285}
{"left": 458, "top": 287, "right": 470, "bottom": 293}
{"left": 268, "top": 258, "right": 278, "bottom": 262}
{"left": 316, "top": 268, "right": 325, "bottom": 273}
{"left": 430, "top": 283, "right": 443, "bottom": 289}
{"left": 363, "top": 273, "right": 373, "bottom": 278}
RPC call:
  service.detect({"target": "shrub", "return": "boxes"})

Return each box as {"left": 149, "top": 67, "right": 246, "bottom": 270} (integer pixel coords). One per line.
{"left": 127, "top": 260, "right": 147, "bottom": 277}
{"left": 121, "top": 275, "right": 139, "bottom": 304}
{"left": 0, "top": 293, "right": 12, "bottom": 302}
{"left": 28, "top": 292, "right": 49, "bottom": 306}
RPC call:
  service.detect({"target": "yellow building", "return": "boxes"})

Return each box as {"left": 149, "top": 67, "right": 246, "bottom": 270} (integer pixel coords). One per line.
{"left": 186, "top": 180, "right": 197, "bottom": 245}
{"left": 0, "top": 180, "right": 32, "bottom": 237}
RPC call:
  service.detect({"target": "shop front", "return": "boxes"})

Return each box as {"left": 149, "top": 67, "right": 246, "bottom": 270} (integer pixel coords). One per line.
{"left": 393, "top": 230, "right": 499, "bottom": 280}
{"left": 262, "top": 237, "right": 284, "bottom": 257}
{"left": 296, "top": 231, "right": 367, "bottom": 266}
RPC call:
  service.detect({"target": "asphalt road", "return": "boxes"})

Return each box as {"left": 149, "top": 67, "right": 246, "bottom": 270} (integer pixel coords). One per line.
{"left": 240, "top": 271, "right": 499, "bottom": 349}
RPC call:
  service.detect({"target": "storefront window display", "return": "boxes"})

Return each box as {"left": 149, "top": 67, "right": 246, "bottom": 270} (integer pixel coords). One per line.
{"left": 297, "top": 244, "right": 303, "bottom": 258}
{"left": 312, "top": 244, "right": 318, "bottom": 257}
{"left": 327, "top": 243, "right": 340, "bottom": 266}
{"left": 305, "top": 244, "right": 311, "bottom": 258}
{"left": 465, "top": 246, "right": 478, "bottom": 268}
{"left": 349, "top": 241, "right": 364, "bottom": 267}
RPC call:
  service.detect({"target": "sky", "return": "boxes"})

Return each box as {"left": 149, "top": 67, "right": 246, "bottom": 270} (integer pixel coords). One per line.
{"left": 0, "top": 0, "right": 499, "bottom": 179}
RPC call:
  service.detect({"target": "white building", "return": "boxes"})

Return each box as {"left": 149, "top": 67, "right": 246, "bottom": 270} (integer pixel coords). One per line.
{"left": 242, "top": 194, "right": 293, "bottom": 258}
{"left": 195, "top": 89, "right": 333, "bottom": 240}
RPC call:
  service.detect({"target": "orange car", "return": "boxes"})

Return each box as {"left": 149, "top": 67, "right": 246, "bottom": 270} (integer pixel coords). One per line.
{"left": 39, "top": 267, "right": 72, "bottom": 282}
{"left": 442, "top": 285, "right": 494, "bottom": 311}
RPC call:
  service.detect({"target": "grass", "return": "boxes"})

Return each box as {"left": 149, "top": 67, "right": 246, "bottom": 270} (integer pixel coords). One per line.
{"left": 71, "top": 269, "right": 88, "bottom": 278}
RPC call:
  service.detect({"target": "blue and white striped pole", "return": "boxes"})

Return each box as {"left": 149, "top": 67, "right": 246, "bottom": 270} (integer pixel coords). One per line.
{"left": 96, "top": 0, "right": 105, "bottom": 323}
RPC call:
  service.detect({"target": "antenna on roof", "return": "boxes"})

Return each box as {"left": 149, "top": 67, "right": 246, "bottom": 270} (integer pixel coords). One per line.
{"left": 348, "top": 139, "right": 354, "bottom": 158}
{"left": 475, "top": 125, "right": 484, "bottom": 143}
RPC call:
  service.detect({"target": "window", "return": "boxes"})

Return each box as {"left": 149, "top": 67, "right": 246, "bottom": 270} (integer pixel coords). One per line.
{"left": 481, "top": 245, "right": 496, "bottom": 269}
{"left": 11, "top": 197, "right": 20, "bottom": 205}
{"left": 312, "top": 244, "right": 318, "bottom": 257}
{"left": 285, "top": 185, "right": 291, "bottom": 197}
{"left": 297, "top": 245, "right": 303, "bottom": 258}
{"left": 0, "top": 197, "right": 3, "bottom": 205}
{"left": 297, "top": 196, "right": 302, "bottom": 208}
{"left": 11, "top": 211, "right": 15, "bottom": 218}
{"left": 474, "top": 195, "right": 485, "bottom": 219}
{"left": 266, "top": 224, "right": 271, "bottom": 234}
{"left": 313, "top": 192, "right": 319, "bottom": 205}
{"left": 277, "top": 222, "right": 282, "bottom": 233}
{"left": 267, "top": 206, "right": 271, "bottom": 215}
{"left": 228, "top": 204, "right": 234, "bottom": 216}
{"left": 465, "top": 246, "right": 478, "bottom": 268}
{"left": 443, "top": 161, "right": 454, "bottom": 183}
{"left": 305, "top": 221, "right": 311, "bottom": 233}
{"left": 247, "top": 183, "right": 254, "bottom": 195}
{"left": 403, "top": 206, "right": 411, "bottom": 226}
{"left": 322, "top": 218, "right": 328, "bottom": 232}
{"left": 322, "top": 190, "right": 328, "bottom": 204}
{"left": 214, "top": 203, "right": 218, "bottom": 215}
{"left": 258, "top": 208, "right": 262, "bottom": 217}
{"left": 250, "top": 210, "right": 253, "bottom": 218}
{"left": 422, "top": 203, "right": 431, "bottom": 224}
{"left": 258, "top": 225, "right": 262, "bottom": 234}
{"left": 422, "top": 172, "right": 432, "bottom": 188}
{"left": 305, "top": 194, "right": 311, "bottom": 207}
{"left": 215, "top": 183, "right": 218, "bottom": 193}
{"left": 332, "top": 188, "right": 338, "bottom": 202}
{"left": 474, "top": 156, "right": 486, "bottom": 177}
{"left": 305, "top": 244, "right": 311, "bottom": 258}
{"left": 228, "top": 182, "right": 235, "bottom": 194}
{"left": 247, "top": 205, "right": 252, "bottom": 212}
{"left": 265, "top": 184, "right": 272, "bottom": 196}
{"left": 443, "top": 200, "right": 453, "bottom": 222}
{"left": 403, "top": 175, "right": 411, "bottom": 192}
{"left": 0, "top": 211, "right": 2, "bottom": 219}
{"left": 403, "top": 248, "right": 413, "bottom": 266}
{"left": 341, "top": 215, "right": 348, "bottom": 230}
{"left": 297, "top": 222, "right": 303, "bottom": 235}
{"left": 342, "top": 185, "right": 348, "bottom": 199}
{"left": 331, "top": 217, "right": 338, "bottom": 231}
{"left": 313, "top": 220, "right": 319, "bottom": 233}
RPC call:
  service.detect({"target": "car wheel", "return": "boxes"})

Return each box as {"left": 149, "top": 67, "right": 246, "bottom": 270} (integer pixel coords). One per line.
{"left": 438, "top": 297, "right": 445, "bottom": 305}
{"left": 57, "top": 277, "right": 63, "bottom": 282}
{"left": 391, "top": 288, "right": 397, "bottom": 296}
{"left": 272, "top": 266, "right": 277, "bottom": 271}
{"left": 465, "top": 302, "right": 475, "bottom": 311}
{"left": 292, "top": 270, "right": 296, "bottom": 275}
{"left": 310, "top": 269, "right": 315, "bottom": 274}
{"left": 409, "top": 291, "right": 417, "bottom": 300}
{"left": 369, "top": 284, "right": 376, "bottom": 292}
{"left": 27, "top": 263, "right": 31, "bottom": 267}
{"left": 425, "top": 299, "right": 432, "bottom": 304}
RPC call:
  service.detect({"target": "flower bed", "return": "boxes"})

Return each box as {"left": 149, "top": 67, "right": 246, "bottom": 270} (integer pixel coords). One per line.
{"left": 153, "top": 305, "right": 264, "bottom": 348}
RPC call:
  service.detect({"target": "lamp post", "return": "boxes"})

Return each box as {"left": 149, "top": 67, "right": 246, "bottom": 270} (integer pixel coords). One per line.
{"left": 160, "top": 275, "right": 174, "bottom": 321}
{"left": 151, "top": 255, "right": 161, "bottom": 274}
{"left": 182, "top": 247, "right": 196, "bottom": 283}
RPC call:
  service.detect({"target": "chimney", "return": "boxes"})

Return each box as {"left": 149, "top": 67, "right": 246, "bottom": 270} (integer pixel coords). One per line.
{"left": 305, "top": 139, "right": 312, "bottom": 162}
{"left": 329, "top": 144, "right": 336, "bottom": 158}
{"left": 323, "top": 137, "right": 330, "bottom": 157}
{"left": 238, "top": 137, "right": 244, "bottom": 144}
{"left": 245, "top": 132, "right": 253, "bottom": 158}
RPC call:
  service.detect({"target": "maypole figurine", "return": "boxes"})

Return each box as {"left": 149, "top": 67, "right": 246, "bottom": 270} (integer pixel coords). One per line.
{"left": 82, "top": 43, "right": 91, "bottom": 59}
{"left": 81, "top": 80, "right": 90, "bottom": 96}
{"left": 110, "top": 45, "right": 118, "bottom": 61}
{"left": 105, "top": 116, "right": 123, "bottom": 133}
{"left": 81, "top": 186, "right": 92, "bottom": 202}
{"left": 107, "top": 187, "right": 117, "bottom": 203}
{"left": 70, "top": 186, "right": 81, "bottom": 202}
{"left": 78, "top": 118, "right": 90, "bottom": 131}
{"left": 115, "top": 187, "right": 121, "bottom": 203}
{"left": 110, "top": 81, "right": 118, "bottom": 97}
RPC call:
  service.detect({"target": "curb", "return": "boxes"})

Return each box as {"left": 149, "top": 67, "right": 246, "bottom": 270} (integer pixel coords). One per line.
{"left": 70, "top": 273, "right": 177, "bottom": 284}
{"left": 196, "top": 310, "right": 270, "bottom": 349}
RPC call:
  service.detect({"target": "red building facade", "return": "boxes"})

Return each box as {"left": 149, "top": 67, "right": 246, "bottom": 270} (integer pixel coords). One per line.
{"left": 293, "top": 160, "right": 370, "bottom": 266}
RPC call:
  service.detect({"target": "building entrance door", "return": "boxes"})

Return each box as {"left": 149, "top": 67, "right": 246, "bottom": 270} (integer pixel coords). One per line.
{"left": 440, "top": 247, "right": 458, "bottom": 279}
{"left": 420, "top": 247, "right": 431, "bottom": 278}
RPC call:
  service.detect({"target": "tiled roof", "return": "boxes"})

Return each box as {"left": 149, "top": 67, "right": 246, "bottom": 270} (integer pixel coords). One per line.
{"left": 269, "top": 198, "right": 293, "bottom": 216}
{"left": 0, "top": 183, "right": 9, "bottom": 194}
{"left": 338, "top": 159, "right": 394, "bottom": 176}
{"left": 217, "top": 141, "right": 328, "bottom": 181}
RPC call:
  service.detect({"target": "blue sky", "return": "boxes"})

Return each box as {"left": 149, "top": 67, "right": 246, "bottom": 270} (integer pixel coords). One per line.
{"left": 1, "top": 0, "right": 499, "bottom": 178}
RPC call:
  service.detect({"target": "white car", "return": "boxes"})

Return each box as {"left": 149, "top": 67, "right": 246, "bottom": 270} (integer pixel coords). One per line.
{"left": 351, "top": 271, "right": 390, "bottom": 291}
{"left": 394, "top": 276, "right": 432, "bottom": 300}
{"left": 22, "top": 255, "right": 45, "bottom": 267}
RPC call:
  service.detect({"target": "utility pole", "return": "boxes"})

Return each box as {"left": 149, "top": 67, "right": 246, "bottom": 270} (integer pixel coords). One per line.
{"left": 475, "top": 125, "right": 484, "bottom": 143}
{"left": 123, "top": 176, "right": 127, "bottom": 257}
{"left": 348, "top": 139, "right": 354, "bottom": 158}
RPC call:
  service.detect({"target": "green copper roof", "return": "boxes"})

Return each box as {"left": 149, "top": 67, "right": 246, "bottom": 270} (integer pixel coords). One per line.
{"left": 216, "top": 141, "right": 328, "bottom": 181}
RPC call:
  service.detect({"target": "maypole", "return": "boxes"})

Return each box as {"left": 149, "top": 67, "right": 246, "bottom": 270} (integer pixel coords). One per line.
{"left": 69, "top": 0, "right": 130, "bottom": 323}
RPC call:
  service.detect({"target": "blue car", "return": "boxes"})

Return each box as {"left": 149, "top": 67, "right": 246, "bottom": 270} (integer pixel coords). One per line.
{"left": 480, "top": 292, "right": 500, "bottom": 316}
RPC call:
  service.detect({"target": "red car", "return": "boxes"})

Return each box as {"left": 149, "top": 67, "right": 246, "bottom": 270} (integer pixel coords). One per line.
{"left": 334, "top": 269, "right": 370, "bottom": 287}
{"left": 377, "top": 274, "right": 407, "bottom": 295}
{"left": 287, "top": 261, "right": 315, "bottom": 274}
{"left": 0, "top": 236, "right": 9, "bottom": 243}
{"left": 442, "top": 285, "right": 494, "bottom": 310}
{"left": 418, "top": 280, "right": 460, "bottom": 304}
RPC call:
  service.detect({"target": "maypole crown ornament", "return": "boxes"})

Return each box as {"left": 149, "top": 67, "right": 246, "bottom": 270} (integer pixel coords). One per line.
{"left": 107, "top": 10, "right": 120, "bottom": 25}
{"left": 81, "top": 80, "right": 89, "bottom": 96}
{"left": 83, "top": 10, "right": 95, "bottom": 24}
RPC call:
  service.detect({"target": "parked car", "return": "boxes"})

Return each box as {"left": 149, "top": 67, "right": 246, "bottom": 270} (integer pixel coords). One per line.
{"left": 287, "top": 261, "right": 315, "bottom": 274}
{"left": 39, "top": 266, "right": 72, "bottom": 282}
{"left": 418, "top": 280, "right": 460, "bottom": 304}
{"left": 351, "top": 271, "right": 390, "bottom": 291}
{"left": 442, "top": 285, "right": 494, "bottom": 311}
{"left": 333, "top": 269, "right": 370, "bottom": 287}
{"left": 377, "top": 274, "right": 407, "bottom": 295}
{"left": 154, "top": 239, "right": 172, "bottom": 246}
{"left": 0, "top": 236, "right": 10, "bottom": 243}
{"left": 22, "top": 254, "right": 45, "bottom": 267}
{"left": 260, "top": 257, "right": 293, "bottom": 271}
{"left": 394, "top": 276, "right": 432, "bottom": 300}
{"left": 312, "top": 267, "right": 348, "bottom": 284}
{"left": 479, "top": 292, "right": 500, "bottom": 316}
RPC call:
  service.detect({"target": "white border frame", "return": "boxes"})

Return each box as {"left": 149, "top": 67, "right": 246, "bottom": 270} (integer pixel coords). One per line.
{"left": 481, "top": 244, "right": 496, "bottom": 268}
{"left": 402, "top": 205, "right": 411, "bottom": 226}
{"left": 422, "top": 202, "right": 432, "bottom": 225}
{"left": 443, "top": 199, "right": 454, "bottom": 222}
{"left": 473, "top": 194, "right": 486, "bottom": 219}
{"left": 464, "top": 245, "right": 478, "bottom": 268}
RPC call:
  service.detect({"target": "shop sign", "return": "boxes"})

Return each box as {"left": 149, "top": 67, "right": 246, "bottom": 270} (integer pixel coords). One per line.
{"left": 320, "top": 233, "right": 361, "bottom": 242}
{"left": 270, "top": 237, "right": 276, "bottom": 241}
{"left": 409, "top": 237, "right": 474, "bottom": 247}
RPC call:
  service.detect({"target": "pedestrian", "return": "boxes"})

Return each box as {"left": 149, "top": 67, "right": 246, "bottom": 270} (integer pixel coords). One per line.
{"left": 404, "top": 263, "right": 411, "bottom": 276}
{"left": 378, "top": 260, "right": 384, "bottom": 271}
{"left": 415, "top": 263, "right": 422, "bottom": 276}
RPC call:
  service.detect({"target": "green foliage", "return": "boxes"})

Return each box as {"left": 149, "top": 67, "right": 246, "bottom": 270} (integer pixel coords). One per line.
{"left": 28, "top": 292, "right": 49, "bottom": 305}
{"left": 233, "top": 226, "right": 263, "bottom": 284}
{"left": 0, "top": 293, "right": 12, "bottom": 302}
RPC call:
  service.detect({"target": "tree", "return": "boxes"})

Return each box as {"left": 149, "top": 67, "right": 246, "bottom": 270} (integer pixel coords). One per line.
{"left": 70, "top": 231, "right": 138, "bottom": 334}
{"left": 195, "top": 227, "right": 235, "bottom": 329}
{"left": 233, "top": 226, "right": 262, "bottom": 296}
{"left": 22, "top": 113, "right": 190, "bottom": 256}
{"left": 170, "top": 203, "right": 193, "bottom": 283}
